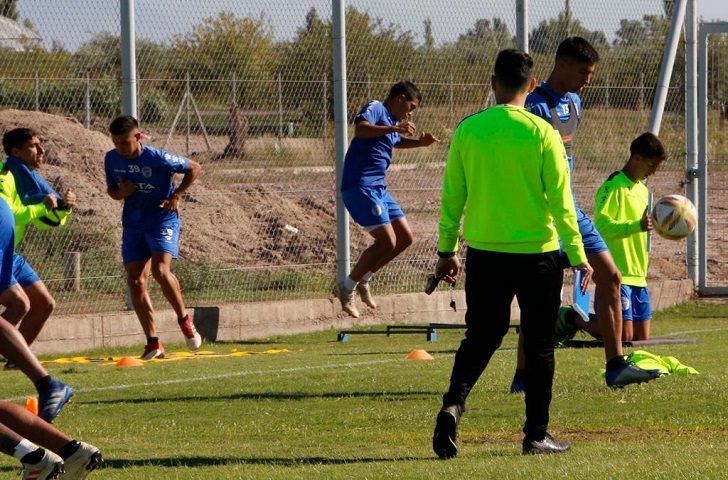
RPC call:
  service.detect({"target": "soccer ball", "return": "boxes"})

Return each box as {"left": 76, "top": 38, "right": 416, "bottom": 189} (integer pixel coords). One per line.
{"left": 651, "top": 194, "right": 697, "bottom": 240}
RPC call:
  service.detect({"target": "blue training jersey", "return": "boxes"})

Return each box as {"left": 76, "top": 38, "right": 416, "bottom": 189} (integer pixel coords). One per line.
{"left": 526, "top": 81, "right": 583, "bottom": 209}
{"left": 341, "top": 101, "right": 401, "bottom": 190}
{"left": 104, "top": 145, "right": 189, "bottom": 228}
{"left": 0, "top": 197, "right": 15, "bottom": 290}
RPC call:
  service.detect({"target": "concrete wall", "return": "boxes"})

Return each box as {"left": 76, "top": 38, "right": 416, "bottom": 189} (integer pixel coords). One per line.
{"left": 30, "top": 278, "right": 696, "bottom": 356}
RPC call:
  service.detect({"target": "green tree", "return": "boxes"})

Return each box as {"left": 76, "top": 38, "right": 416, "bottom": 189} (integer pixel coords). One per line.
{"left": 71, "top": 33, "right": 169, "bottom": 79}
{"left": 423, "top": 18, "right": 435, "bottom": 51}
{"left": 276, "top": 7, "right": 332, "bottom": 132}
{"left": 0, "top": 0, "right": 18, "bottom": 20}
{"left": 171, "top": 11, "right": 278, "bottom": 108}
{"left": 529, "top": 12, "right": 609, "bottom": 56}
{"left": 278, "top": 7, "right": 330, "bottom": 80}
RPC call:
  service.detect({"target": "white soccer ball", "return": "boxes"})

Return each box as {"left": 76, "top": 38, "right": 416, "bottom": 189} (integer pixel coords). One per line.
{"left": 651, "top": 194, "right": 697, "bottom": 240}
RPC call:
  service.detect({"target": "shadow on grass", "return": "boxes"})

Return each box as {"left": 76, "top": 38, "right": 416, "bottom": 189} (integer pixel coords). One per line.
{"left": 0, "top": 455, "right": 432, "bottom": 474}
{"left": 84, "top": 390, "right": 441, "bottom": 405}
{"left": 95, "top": 455, "right": 429, "bottom": 469}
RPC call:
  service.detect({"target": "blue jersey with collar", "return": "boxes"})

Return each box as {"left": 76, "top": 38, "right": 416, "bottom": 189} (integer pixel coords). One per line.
{"left": 104, "top": 144, "right": 189, "bottom": 228}
{"left": 341, "top": 101, "right": 401, "bottom": 190}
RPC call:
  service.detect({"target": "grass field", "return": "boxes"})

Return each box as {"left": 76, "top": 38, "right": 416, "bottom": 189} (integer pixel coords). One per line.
{"left": 1, "top": 301, "right": 727, "bottom": 479}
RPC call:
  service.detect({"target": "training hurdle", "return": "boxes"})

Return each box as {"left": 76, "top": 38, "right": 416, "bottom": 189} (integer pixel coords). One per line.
{"left": 337, "top": 323, "right": 520, "bottom": 342}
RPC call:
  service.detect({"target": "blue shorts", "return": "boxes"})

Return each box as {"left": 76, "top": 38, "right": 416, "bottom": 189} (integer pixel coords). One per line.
{"left": 342, "top": 186, "right": 404, "bottom": 229}
{"left": 12, "top": 254, "right": 40, "bottom": 288}
{"left": 122, "top": 217, "right": 180, "bottom": 265}
{"left": 619, "top": 285, "right": 652, "bottom": 322}
{"left": 560, "top": 208, "right": 609, "bottom": 267}
{"left": 594, "top": 284, "right": 652, "bottom": 322}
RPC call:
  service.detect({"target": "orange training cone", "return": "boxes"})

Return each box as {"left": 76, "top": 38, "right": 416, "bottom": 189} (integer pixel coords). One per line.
{"left": 405, "top": 349, "right": 434, "bottom": 360}
{"left": 25, "top": 396, "right": 38, "bottom": 415}
{"left": 115, "top": 356, "right": 144, "bottom": 367}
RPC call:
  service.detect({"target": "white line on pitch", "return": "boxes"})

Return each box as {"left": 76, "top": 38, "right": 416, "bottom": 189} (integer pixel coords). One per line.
{"left": 659, "top": 327, "right": 728, "bottom": 336}
{"left": 1, "top": 358, "right": 419, "bottom": 403}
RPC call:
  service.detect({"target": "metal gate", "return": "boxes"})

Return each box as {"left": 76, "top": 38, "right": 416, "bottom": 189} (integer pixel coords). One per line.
{"left": 698, "top": 22, "right": 728, "bottom": 294}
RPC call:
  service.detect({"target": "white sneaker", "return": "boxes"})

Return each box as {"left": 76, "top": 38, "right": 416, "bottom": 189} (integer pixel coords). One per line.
{"left": 21, "top": 449, "right": 64, "bottom": 480}
{"left": 179, "top": 315, "right": 203, "bottom": 350}
{"left": 332, "top": 281, "right": 359, "bottom": 318}
{"left": 356, "top": 281, "right": 377, "bottom": 309}
{"left": 59, "top": 442, "right": 102, "bottom": 479}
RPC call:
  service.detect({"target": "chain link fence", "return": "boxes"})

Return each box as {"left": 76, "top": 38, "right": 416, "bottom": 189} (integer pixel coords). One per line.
{"left": 0, "top": 1, "right": 723, "bottom": 315}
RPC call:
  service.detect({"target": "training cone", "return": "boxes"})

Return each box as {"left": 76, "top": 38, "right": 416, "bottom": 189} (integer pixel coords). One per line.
{"left": 115, "top": 356, "right": 144, "bottom": 367}
{"left": 405, "top": 349, "right": 434, "bottom": 360}
{"left": 25, "top": 396, "right": 38, "bottom": 415}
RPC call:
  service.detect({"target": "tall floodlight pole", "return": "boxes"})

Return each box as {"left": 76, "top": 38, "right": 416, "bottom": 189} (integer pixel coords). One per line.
{"left": 332, "top": 0, "right": 350, "bottom": 282}
{"left": 120, "top": 0, "right": 137, "bottom": 118}
{"left": 517, "top": 0, "right": 529, "bottom": 52}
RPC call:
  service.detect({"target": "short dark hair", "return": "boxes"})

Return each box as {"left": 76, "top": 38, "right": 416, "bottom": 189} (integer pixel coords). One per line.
{"left": 387, "top": 81, "right": 422, "bottom": 103}
{"left": 494, "top": 49, "right": 534, "bottom": 92}
{"left": 2, "top": 127, "right": 37, "bottom": 156}
{"left": 109, "top": 115, "right": 139, "bottom": 135}
{"left": 555, "top": 36, "right": 600, "bottom": 64}
{"left": 630, "top": 132, "right": 667, "bottom": 160}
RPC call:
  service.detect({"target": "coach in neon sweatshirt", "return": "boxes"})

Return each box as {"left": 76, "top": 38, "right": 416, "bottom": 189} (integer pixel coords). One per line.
{"left": 431, "top": 49, "right": 592, "bottom": 459}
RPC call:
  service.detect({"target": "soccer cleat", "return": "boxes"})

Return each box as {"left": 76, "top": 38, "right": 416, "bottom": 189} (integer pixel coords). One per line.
{"left": 4, "top": 359, "right": 16, "bottom": 370}
{"left": 332, "top": 281, "right": 359, "bottom": 318}
{"left": 432, "top": 405, "right": 460, "bottom": 459}
{"left": 38, "top": 380, "right": 74, "bottom": 423}
{"left": 356, "top": 281, "right": 377, "bottom": 309}
{"left": 553, "top": 306, "right": 579, "bottom": 347}
{"left": 59, "top": 442, "right": 102, "bottom": 480}
{"left": 21, "top": 449, "right": 64, "bottom": 480}
{"left": 605, "top": 363, "right": 662, "bottom": 389}
{"left": 523, "top": 433, "right": 571, "bottom": 455}
{"left": 140, "top": 341, "right": 165, "bottom": 360}
{"left": 178, "top": 315, "right": 202, "bottom": 351}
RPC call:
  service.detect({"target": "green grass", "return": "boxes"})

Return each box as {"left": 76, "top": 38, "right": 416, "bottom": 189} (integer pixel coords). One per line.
{"left": 1, "top": 300, "right": 727, "bottom": 479}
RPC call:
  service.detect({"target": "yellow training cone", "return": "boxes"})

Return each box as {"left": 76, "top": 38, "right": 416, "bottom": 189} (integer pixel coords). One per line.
{"left": 405, "top": 349, "right": 434, "bottom": 360}
{"left": 25, "top": 396, "right": 38, "bottom": 415}
{"left": 115, "top": 356, "right": 144, "bottom": 367}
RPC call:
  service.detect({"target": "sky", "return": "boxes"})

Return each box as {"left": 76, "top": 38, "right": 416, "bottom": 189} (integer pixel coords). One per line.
{"left": 17, "top": 0, "right": 728, "bottom": 53}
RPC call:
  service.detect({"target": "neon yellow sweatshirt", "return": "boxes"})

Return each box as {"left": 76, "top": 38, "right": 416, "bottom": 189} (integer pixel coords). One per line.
{"left": 438, "top": 105, "right": 586, "bottom": 266}
{"left": 0, "top": 163, "right": 70, "bottom": 246}
{"left": 593, "top": 170, "right": 648, "bottom": 287}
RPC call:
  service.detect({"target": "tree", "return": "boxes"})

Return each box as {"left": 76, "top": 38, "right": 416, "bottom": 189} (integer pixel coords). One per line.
{"left": 529, "top": 12, "right": 609, "bottom": 56}
{"left": 423, "top": 18, "right": 435, "bottom": 51}
{"left": 278, "top": 7, "right": 330, "bottom": 80}
{"left": 436, "top": 18, "right": 513, "bottom": 84}
{"left": 0, "top": 0, "right": 18, "bottom": 21}
{"left": 71, "top": 33, "right": 169, "bottom": 79}
{"left": 171, "top": 12, "right": 278, "bottom": 108}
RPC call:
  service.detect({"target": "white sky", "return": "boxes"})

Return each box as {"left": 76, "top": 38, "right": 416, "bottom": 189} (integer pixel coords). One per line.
{"left": 18, "top": 0, "right": 728, "bottom": 52}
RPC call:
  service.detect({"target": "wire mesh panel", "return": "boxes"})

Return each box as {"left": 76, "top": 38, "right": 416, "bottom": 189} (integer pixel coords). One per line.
{"left": 703, "top": 31, "right": 728, "bottom": 288}
{"left": 524, "top": 0, "right": 689, "bottom": 282}
{"left": 0, "top": 1, "right": 700, "bottom": 316}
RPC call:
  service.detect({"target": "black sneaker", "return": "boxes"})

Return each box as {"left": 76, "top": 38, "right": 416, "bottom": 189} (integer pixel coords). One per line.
{"left": 523, "top": 433, "right": 571, "bottom": 455}
{"left": 433, "top": 405, "right": 460, "bottom": 459}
